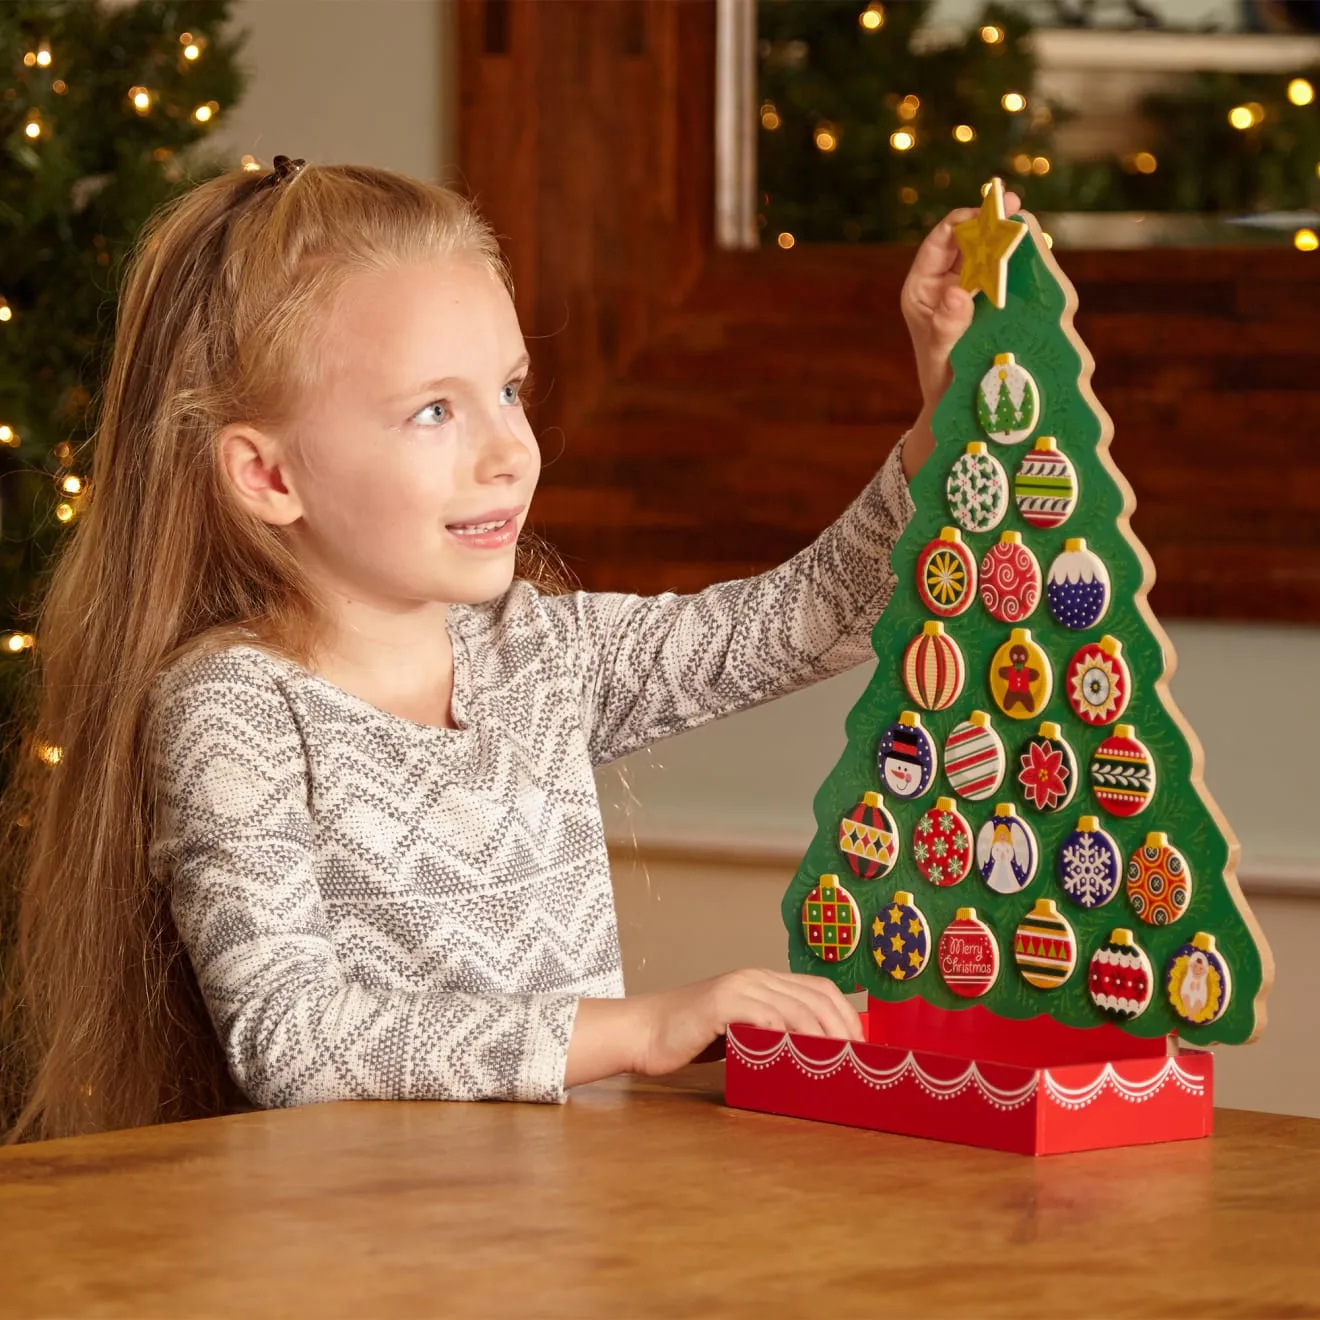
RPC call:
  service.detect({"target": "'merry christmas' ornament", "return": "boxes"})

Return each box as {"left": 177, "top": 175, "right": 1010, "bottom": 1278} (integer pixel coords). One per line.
{"left": 838, "top": 791, "right": 899, "bottom": 880}
{"left": 902, "top": 620, "right": 965, "bottom": 712}
{"left": 938, "top": 908, "right": 1000, "bottom": 998}
{"left": 1047, "top": 538, "right": 1111, "bottom": 631}
{"left": 871, "top": 891, "right": 930, "bottom": 981}
{"left": 877, "top": 711, "right": 937, "bottom": 800}
{"left": 975, "top": 802, "right": 1037, "bottom": 894}
{"left": 1014, "top": 898, "right": 1077, "bottom": 990}
{"left": 1090, "top": 725, "right": 1156, "bottom": 818}
{"left": 989, "top": 627, "right": 1052, "bottom": 720}
{"left": 1126, "top": 831, "right": 1192, "bottom": 927}
{"left": 1166, "top": 932, "right": 1231, "bottom": 1026}
{"left": 1057, "top": 816, "right": 1122, "bottom": 909}
{"left": 1014, "top": 436, "right": 1077, "bottom": 529}
{"left": 946, "top": 442, "right": 1008, "bottom": 533}
{"left": 944, "top": 711, "right": 1006, "bottom": 801}
{"left": 1089, "top": 929, "right": 1154, "bottom": 1021}
{"left": 1066, "top": 635, "right": 1131, "bottom": 726}
{"left": 802, "top": 875, "right": 860, "bottom": 963}
{"left": 913, "top": 797, "right": 973, "bottom": 887}
{"left": 1016, "top": 721, "right": 1077, "bottom": 814}
{"left": 980, "top": 530, "right": 1041, "bottom": 623}
{"left": 952, "top": 175, "right": 1027, "bottom": 310}
{"left": 916, "top": 527, "right": 977, "bottom": 617}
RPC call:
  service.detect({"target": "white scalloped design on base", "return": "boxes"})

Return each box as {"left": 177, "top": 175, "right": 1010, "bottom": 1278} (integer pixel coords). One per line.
{"left": 726, "top": 1026, "right": 1206, "bottom": 1113}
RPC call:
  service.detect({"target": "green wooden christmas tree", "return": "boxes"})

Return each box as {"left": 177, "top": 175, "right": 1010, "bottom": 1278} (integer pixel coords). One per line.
{"left": 783, "top": 180, "right": 1273, "bottom": 1049}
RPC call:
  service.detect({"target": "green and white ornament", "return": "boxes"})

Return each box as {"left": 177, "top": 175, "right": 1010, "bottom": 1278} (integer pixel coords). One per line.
{"left": 945, "top": 441, "right": 1008, "bottom": 534}
{"left": 976, "top": 352, "right": 1039, "bottom": 445}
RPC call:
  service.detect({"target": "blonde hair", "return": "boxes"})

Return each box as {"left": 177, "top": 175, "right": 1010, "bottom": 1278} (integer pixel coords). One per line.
{"left": 0, "top": 161, "right": 563, "bottom": 1142}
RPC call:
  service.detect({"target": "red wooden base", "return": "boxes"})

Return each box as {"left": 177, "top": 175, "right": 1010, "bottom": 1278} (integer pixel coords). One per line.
{"left": 723, "top": 997, "right": 1214, "bottom": 1156}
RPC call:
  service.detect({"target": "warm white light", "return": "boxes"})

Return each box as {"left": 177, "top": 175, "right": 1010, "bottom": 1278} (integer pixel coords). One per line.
{"left": 0, "top": 306, "right": 10, "bottom": 323}
{"left": 60, "top": 474, "right": 83, "bottom": 496}
{"left": 194, "top": 104, "right": 213, "bottom": 123}
{"left": 859, "top": 4, "right": 885, "bottom": 30}
{"left": 184, "top": 43, "right": 201, "bottom": 60}
{"left": 953, "top": 124, "right": 975, "bottom": 143}
{"left": 1031, "top": 155, "right": 1050, "bottom": 175}
{"left": 0, "top": 425, "right": 16, "bottom": 446}
{"left": 760, "top": 102, "right": 781, "bottom": 131}
{"left": 1289, "top": 78, "right": 1315, "bottom": 107}
{"left": 1296, "top": 228, "right": 1319, "bottom": 252}
{"left": 240, "top": 154, "right": 262, "bottom": 171}
{"left": 55, "top": 503, "right": 75, "bottom": 523}
{"left": 777, "top": 232, "right": 796, "bottom": 250}
{"left": 24, "top": 119, "right": 41, "bottom": 139}
{"left": 980, "top": 24, "right": 1004, "bottom": 43}
{"left": 1134, "top": 151, "right": 1158, "bottom": 174}
{"left": 1002, "top": 92, "right": 1027, "bottom": 113}
{"left": 890, "top": 129, "right": 915, "bottom": 151}
{"left": 36, "top": 45, "right": 52, "bottom": 67}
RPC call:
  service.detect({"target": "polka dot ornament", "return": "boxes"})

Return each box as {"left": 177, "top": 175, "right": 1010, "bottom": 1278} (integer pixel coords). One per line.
{"left": 1126, "top": 832, "right": 1191, "bottom": 927}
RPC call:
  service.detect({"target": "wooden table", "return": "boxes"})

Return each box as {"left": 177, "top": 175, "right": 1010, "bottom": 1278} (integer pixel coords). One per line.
{"left": 2, "top": 1064, "right": 1319, "bottom": 1318}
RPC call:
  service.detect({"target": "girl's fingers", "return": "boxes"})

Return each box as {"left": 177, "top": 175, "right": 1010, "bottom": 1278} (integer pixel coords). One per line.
{"left": 778, "top": 973, "right": 865, "bottom": 1040}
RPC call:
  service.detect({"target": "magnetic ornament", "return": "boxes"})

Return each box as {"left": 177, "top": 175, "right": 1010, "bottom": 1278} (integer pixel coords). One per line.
{"left": 902, "top": 620, "right": 965, "bottom": 712}
{"left": 989, "top": 628, "right": 1052, "bottom": 720}
{"left": 871, "top": 890, "right": 930, "bottom": 981}
{"left": 838, "top": 791, "right": 899, "bottom": 880}
{"left": 975, "top": 802, "right": 1038, "bottom": 894}
{"left": 912, "top": 796, "right": 973, "bottom": 886}
{"left": 953, "top": 176, "right": 1027, "bottom": 310}
{"left": 1014, "top": 436, "right": 1078, "bottom": 529}
{"left": 1126, "top": 831, "right": 1192, "bottom": 927}
{"left": 1016, "top": 721, "right": 1077, "bottom": 814}
{"left": 1066, "top": 635, "right": 1131, "bottom": 726}
{"left": 1014, "top": 898, "right": 1077, "bottom": 990}
{"left": 946, "top": 441, "right": 1008, "bottom": 533}
{"left": 1089, "top": 724, "right": 1156, "bottom": 818}
{"left": 1165, "top": 931, "right": 1231, "bottom": 1026}
{"left": 1046, "top": 538, "right": 1111, "bottom": 631}
{"left": 876, "top": 711, "right": 938, "bottom": 800}
{"left": 1057, "top": 816, "right": 1123, "bottom": 909}
{"left": 1088, "top": 928, "right": 1154, "bottom": 1021}
{"left": 916, "top": 527, "right": 977, "bottom": 618}
{"left": 976, "top": 352, "right": 1040, "bottom": 445}
{"left": 980, "top": 530, "right": 1041, "bottom": 624}
{"left": 943, "top": 710, "right": 1006, "bottom": 802}
{"left": 937, "top": 908, "right": 999, "bottom": 998}
{"left": 801, "top": 874, "right": 861, "bottom": 963}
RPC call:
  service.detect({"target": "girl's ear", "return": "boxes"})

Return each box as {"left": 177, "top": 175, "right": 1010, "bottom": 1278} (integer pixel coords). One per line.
{"left": 219, "top": 423, "right": 304, "bottom": 526}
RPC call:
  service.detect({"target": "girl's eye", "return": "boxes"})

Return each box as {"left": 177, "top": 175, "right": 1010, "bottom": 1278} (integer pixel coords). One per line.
{"left": 501, "top": 379, "right": 525, "bottom": 406}
{"left": 414, "top": 400, "right": 450, "bottom": 426}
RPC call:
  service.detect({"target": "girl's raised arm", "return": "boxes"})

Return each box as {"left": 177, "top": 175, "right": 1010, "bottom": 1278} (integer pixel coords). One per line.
{"left": 544, "top": 436, "right": 915, "bottom": 767}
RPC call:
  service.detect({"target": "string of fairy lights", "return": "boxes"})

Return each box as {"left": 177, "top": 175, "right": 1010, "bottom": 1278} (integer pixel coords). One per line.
{"left": 1, "top": 21, "right": 264, "bottom": 767}
{"left": 762, "top": 2, "right": 1320, "bottom": 253}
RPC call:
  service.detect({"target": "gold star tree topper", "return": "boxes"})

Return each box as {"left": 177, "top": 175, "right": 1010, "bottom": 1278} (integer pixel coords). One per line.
{"left": 953, "top": 177, "right": 1026, "bottom": 310}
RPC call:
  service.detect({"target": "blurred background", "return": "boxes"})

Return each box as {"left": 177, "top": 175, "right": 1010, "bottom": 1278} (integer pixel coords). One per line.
{"left": 1, "top": 0, "right": 1317, "bottom": 1114}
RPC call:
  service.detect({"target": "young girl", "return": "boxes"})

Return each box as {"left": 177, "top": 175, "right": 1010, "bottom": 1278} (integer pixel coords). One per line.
{"left": 0, "top": 157, "right": 1016, "bottom": 1141}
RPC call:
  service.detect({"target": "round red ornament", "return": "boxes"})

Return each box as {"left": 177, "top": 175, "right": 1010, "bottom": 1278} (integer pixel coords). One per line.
{"left": 1090, "top": 724, "right": 1156, "bottom": 817}
{"left": 902, "top": 621, "right": 965, "bottom": 712}
{"left": 916, "top": 527, "right": 977, "bottom": 618}
{"left": 938, "top": 907, "right": 1000, "bottom": 998}
{"left": 1126, "top": 831, "right": 1192, "bottom": 927}
{"left": 801, "top": 874, "right": 861, "bottom": 964}
{"left": 979, "top": 530, "right": 1041, "bottom": 624}
{"left": 1066, "top": 634, "right": 1131, "bottom": 726}
{"left": 912, "top": 796, "right": 973, "bottom": 886}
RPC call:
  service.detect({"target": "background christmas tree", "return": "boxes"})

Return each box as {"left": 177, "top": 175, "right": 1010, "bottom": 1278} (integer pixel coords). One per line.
{"left": 0, "top": 0, "right": 247, "bottom": 785}
{"left": 783, "top": 185, "right": 1270, "bottom": 1047}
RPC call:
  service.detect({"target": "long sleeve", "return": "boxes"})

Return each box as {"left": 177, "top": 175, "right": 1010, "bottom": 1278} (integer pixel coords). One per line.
{"left": 145, "top": 655, "right": 580, "bottom": 1108}
{"left": 546, "top": 437, "right": 915, "bottom": 766}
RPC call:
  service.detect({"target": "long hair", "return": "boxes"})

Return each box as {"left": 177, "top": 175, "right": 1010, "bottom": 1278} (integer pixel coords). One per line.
{"left": 0, "top": 162, "right": 562, "bottom": 1143}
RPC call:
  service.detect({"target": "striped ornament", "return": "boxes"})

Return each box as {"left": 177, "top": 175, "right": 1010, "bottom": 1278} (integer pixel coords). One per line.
{"left": 1013, "top": 436, "right": 1078, "bottom": 529}
{"left": 902, "top": 621, "right": 965, "bottom": 712}
{"left": 1014, "top": 898, "right": 1077, "bottom": 990}
{"left": 943, "top": 711, "right": 1006, "bottom": 801}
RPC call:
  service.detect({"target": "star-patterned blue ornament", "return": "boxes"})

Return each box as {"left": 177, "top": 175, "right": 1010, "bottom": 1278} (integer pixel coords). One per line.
{"left": 870, "top": 891, "right": 931, "bottom": 981}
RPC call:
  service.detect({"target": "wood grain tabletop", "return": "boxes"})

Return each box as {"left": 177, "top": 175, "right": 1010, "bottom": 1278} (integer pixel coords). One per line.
{"left": 1, "top": 1064, "right": 1318, "bottom": 1318}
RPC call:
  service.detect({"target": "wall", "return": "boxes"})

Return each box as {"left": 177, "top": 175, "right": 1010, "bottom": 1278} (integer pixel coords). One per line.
{"left": 214, "top": 0, "right": 453, "bottom": 180}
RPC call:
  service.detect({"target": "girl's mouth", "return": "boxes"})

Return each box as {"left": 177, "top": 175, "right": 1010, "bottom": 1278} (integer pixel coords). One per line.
{"left": 445, "top": 509, "right": 521, "bottom": 549}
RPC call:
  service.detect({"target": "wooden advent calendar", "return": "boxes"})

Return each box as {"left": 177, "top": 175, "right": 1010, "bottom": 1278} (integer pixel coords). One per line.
{"left": 723, "top": 180, "right": 1275, "bottom": 1155}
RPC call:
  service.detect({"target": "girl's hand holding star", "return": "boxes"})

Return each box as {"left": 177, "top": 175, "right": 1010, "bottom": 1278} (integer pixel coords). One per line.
{"left": 898, "top": 189, "right": 1024, "bottom": 479}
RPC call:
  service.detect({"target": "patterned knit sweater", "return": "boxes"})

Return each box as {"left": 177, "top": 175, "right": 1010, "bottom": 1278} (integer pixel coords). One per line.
{"left": 145, "top": 442, "right": 914, "bottom": 1109}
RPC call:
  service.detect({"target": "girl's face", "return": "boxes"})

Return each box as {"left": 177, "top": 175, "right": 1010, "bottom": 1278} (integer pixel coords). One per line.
{"left": 276, "top": 256, "right": 539, "bottom": 611}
